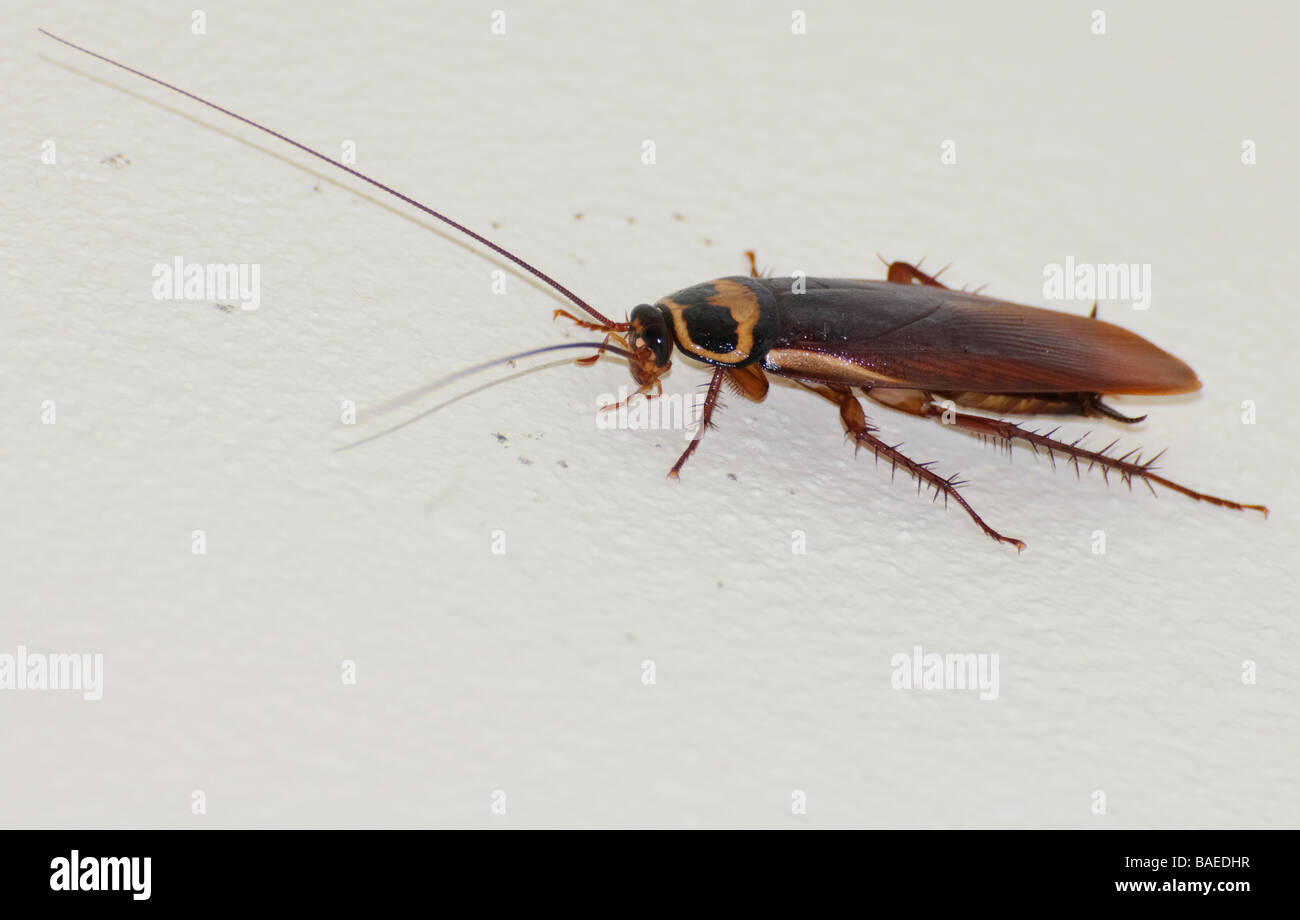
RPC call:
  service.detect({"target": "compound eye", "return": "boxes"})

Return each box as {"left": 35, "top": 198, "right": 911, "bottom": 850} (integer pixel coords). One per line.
{"left": 628, "top": 304, "right": 673, "bottom": 367}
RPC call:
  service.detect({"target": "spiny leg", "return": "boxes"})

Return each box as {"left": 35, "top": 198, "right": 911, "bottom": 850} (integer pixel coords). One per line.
{"left": 801, "top": 382, "right": 1026, "bottom": 550}
{"left": 879, "top": 257, "right": 950, "bottom": 288}
{"left": 668, "top": 367, "right": 726, "bottom": 479}
{"left": 723, "top": 363, "right": 769, "bottom": 402}
{"left": 1081, "top": 393, "right": 1146, "bottom": 424}
{"left": 912, "top": 403, "right": 1269, "bottom": 515}
{"left": 878, "top": 257, "right": 994, "bottom": 294}
{"left": 744, "top": 250, "right": 774, "bottom": 279}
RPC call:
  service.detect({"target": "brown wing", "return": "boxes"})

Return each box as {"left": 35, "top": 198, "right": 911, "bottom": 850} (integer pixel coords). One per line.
{"left": 761, "top": 279, "right": 1200, "bottom": 394}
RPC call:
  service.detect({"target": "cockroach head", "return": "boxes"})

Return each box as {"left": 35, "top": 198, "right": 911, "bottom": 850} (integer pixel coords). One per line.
{"left": 553, "top": 303, "right": 671, "bottom": 390}
{"left": 626, "top": 304, "right": 673, "bottom": 385}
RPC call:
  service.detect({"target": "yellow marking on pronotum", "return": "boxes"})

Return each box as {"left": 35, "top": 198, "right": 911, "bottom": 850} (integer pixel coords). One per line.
{"left": 658, "top": 279, "right": 765, "bottom": 365}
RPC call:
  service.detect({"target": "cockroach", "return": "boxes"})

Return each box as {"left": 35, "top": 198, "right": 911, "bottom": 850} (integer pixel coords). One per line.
{"left": 41, "top": 30, "right": 1269, "bottom": 551}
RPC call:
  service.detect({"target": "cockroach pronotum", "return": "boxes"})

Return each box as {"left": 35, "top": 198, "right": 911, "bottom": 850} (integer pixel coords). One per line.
{"left": 41, "top": 30, "right": 1269, "bottom": 551}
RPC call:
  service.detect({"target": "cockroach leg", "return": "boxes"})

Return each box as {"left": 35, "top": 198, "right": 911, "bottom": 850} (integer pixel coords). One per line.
{"left": 573, "top": 331, "right": 632, "bottom": 366}
{"left": 801, "top": 382, "right": 1026, "bottom": 550}
{"left": 599, "top": 378, "right": 662, "bottom": 413}
{"left": 1081, "top": 393, "right": 1146, "bottom": 424}
{"left": 668, "top": 366, "right": 765, "bottom": 476}
{"left": 553, "top": 308, "right": 628, "bottom": 334}
{"left": 914, "top": 404, "right": 1269, "bottom": 516}
{"left": 920, "top": 390, "right": 1140, "bottom": 423}
{"left": 743, "top": 250, "right": 774, "bottom": 279}
{"left": 668, "top": 367, "right": 726, "bottom": 479}
{"left": 863, "top": 387, "right": 933, "bottom": 415}
{"left": 724, "top": 364, "right": 770, "bottom": 402}
{"left": 884, "top": 260, "right": 950, "bottom": 288}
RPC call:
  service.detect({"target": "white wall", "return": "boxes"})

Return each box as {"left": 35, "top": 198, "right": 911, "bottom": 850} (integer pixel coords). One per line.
{"left": 5, "top": 0, "right": 1296, "bottom": 827}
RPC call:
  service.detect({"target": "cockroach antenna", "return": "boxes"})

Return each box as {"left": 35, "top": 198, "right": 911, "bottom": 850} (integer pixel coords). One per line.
{"left": 361, "top": 341, "right": 638, "bottom": 420}
{"left": 38, "top": 29, "right": 618, "bottom": 328}
{"left": 335, "top": 341, "right": 638, "bottom": 453}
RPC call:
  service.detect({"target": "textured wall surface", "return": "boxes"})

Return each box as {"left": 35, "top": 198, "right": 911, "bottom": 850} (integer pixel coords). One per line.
{"left": 4, "top": 0, "right": 1297, "bottom": 827}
